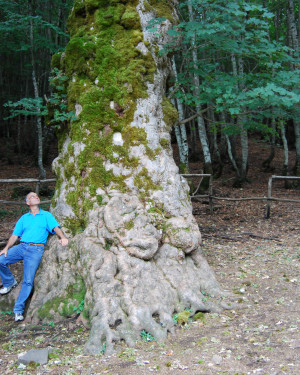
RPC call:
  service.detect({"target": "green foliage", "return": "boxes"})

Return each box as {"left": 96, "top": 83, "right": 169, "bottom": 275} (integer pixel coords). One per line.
{"left": 150, "top": 0, "right": 300, "bottom": 135}
{"left": 0, "top": 1, "right": 70, "bottom": 54}
{"left": 4, "top": 98, "right": 47, "bottom": 119}
{"left": 0, "top": 0, "right": 72, "bottom": 114}
{"left": 0, "top": 310, "right": 14, "bottom": 317}
{"left": 201, "top": 290, "right": 211, "bottom": 302}
{"left": 48, "top": 68, "right": 77, "bottom": 128}
{"left": 1, "top": 1, "right": 74, "bottom": 146}
{"left": 140, "top": 330, "right": 156, "bottom": 342}
{"left": 104, "top": 239, "right": 113, "bottom": 250}
{"left": 73, "top": 299, "right": 84, "bottom": 314}
{"left": 100, "top": 341, "right": 106, "bottom": 354}
{"left": 4, "top": 68, "right": 76, "bottom": 127}
{"left": 172, "top": 313, "right": 178, "bottom": 324}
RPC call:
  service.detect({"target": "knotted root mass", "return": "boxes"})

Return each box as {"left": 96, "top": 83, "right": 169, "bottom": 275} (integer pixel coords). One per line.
{"left": 28, "top": 194, "right": 227, "bottom": 354}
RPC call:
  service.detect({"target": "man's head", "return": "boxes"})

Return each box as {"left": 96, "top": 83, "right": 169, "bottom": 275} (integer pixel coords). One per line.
{"left": 25, "top": 192, "right": 40, "bottom": 206}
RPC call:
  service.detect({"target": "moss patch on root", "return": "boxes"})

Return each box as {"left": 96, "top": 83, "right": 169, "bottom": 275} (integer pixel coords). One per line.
{"left": 37, "top": 279, "right": 86, "bottom": 320}
{"left": 176, "top": 310, "right": 191, "bottom": 325}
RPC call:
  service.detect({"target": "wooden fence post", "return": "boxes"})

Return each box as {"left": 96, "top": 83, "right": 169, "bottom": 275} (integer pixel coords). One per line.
{"left": 209, "top": 174, "right": 213, "bottom": 214}
{"left": 266, "top": 176, "right": 273, "bottom": 219}
{"left": 35, "top": 180, "right": 41, "bottom": 195}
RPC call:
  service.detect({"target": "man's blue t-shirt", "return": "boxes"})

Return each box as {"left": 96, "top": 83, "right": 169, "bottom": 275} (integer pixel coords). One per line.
{"left": 13, "top": 209, "right": 59, "bottom": 245}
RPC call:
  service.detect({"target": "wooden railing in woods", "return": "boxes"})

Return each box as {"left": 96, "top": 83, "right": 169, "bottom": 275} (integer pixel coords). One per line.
{"left": 265, "top": 176, "right": 300, "bottom": 218}
{"left": 0, "top": 178, "right": 55, "bottom": 205}
{"left": 0, "top": 176, "right": 299, "bottom": 218}
{"left": 181, "top": 174, "right": 300, "bottom": 218}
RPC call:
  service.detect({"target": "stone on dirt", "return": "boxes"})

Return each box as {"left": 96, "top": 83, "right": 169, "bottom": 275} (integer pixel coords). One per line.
{"left": 17, "top": 347, "right": 53, "bottom": 365}
{"left": 212, "top": 354, "right": 222, "bottom": 365}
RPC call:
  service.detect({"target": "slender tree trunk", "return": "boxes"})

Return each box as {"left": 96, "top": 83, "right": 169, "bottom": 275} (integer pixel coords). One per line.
{"left": 187, "top": 1, "right": 212, "bottom": 174}
{"left": 231, "top": 54, "right": 248, "bottom": 184}
{"left": 174, "top": 121, "right": 183, "bottom": 162}
{"left": 237, "top": 57, "right": 248, "bottom": 182}
{"left": 210, "top": 109, "right": 223, "bottom": 177}
{"left": 239, "top": 124, "right": 248, "bottom": 180}
{"left": 55, "top": 7, "right": 62, "bottom": 46}
{"left": 298, "top": 0, "right": 300, "bottom": 45}
{"left": 219, "top": 112, "right": 228, "bottom": 164}
{"left": 262, "top": 119, "right": 276, "bottom": 171}
{"left": 226, "top": 134, "right": 239, "bottom": 174}
{"left": 189, "top": 119, "right": 198, "bottom": 160}
{"left": 288, "top": 0, "right": 299, "bottom": 54}
{"left": 221, "top": 112, "right": 240, "bottom": 174}
{"left": 294, "top": 121, "right": 300, "bottom": 176}
{"left": 170, "top": 99, "right": 188, "bottom": 172}
{"left": 172, "top": 57, "right": 189, "bottom": 172}
{"left": 287, "top": 0, "right": 300, "bottom": 176}
{"left": 30, "top": 12, "right": 46, "bottom": 179}
{"left": 280, "top": 121, "right": 291, "bottom": 188}
{"left": 26, "top": 0, "right": 225, "bottom": 355}
{"left": 17, "top": 115, "right": 21, "bottom": 163}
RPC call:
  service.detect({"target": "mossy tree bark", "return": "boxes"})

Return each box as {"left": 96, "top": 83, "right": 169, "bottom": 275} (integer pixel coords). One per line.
{"left": 28, "top": 0, "right": 225, "bottom": 354}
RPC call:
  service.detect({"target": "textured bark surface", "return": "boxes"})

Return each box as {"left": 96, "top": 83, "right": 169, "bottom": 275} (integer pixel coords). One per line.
{"left": 27, "top": 0, "right": 225, "bottom": 354}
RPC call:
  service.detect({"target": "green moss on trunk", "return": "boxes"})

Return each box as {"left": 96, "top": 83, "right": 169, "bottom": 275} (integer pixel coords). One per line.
{"left": 161, "top": 96, "right": 178, "bottom": 131}
{"left": 52, "top": 0, "right": 176, "bottom": 232}
{"left": 143, "top": 0, "right": 175, "bottom": 23}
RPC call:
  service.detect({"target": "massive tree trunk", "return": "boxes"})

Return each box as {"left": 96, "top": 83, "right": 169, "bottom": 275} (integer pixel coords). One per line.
{"left": 27, "top": 0, "right": 224, "bottom": 354}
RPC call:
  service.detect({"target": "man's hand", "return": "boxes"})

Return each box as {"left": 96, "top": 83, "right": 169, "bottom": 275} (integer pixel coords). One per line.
{"left": 53, "top": 227, "right": 69, "bottom": 247}
{"left": 59, "top": 238, "right": 69, "bottom": 247}
{"left": 0, "top": 248, "right": 8, "bottom": 257}
{"left": 0, "top": 235, "right": 18, "bottom": 257}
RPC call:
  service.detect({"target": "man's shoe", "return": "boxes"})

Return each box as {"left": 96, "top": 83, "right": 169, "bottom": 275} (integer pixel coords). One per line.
{"left": 0, "top": 280, "right": 18, "bottom": 295}
{"left": 15, "top": 313, "right": 24, "bottom": 322}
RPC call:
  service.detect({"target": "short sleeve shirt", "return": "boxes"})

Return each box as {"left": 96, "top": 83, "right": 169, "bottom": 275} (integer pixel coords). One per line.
{"left": 13, "top": 209, "right": 60, "bottom": 244}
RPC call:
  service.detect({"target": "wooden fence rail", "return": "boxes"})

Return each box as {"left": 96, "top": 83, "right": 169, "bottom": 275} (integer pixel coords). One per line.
{"left": 0, "top": 178, "right": 55, "bottom": 205}
{"left": 0, "top": 176, "right": 299, "bottom": 218}
{"left": 182, "top": 174, "right": 300, "bottom": 218}
{"left": 266, "top": 175, "right": 300, "bottom": 218}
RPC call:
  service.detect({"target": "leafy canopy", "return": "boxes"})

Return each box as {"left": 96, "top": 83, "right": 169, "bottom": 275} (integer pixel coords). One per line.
{"left": 149, "top": 0, "right": 300, "bottom": 129}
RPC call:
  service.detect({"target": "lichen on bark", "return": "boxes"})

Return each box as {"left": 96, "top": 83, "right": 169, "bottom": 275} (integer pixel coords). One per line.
{"left": 28, "top": 0, "right": 227, "bottom": 354}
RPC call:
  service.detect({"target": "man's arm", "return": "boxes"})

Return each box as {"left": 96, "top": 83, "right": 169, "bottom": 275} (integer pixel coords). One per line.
{"left": 53, "top": 226, "right": 69, "bottom": 246}
{"left": 0, "top": 234, "right": 19, "bottom": 257}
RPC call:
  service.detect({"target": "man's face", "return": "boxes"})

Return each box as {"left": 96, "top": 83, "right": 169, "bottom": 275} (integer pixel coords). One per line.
{"left": 26, "top": 192, "right": 40, "bottom": 206}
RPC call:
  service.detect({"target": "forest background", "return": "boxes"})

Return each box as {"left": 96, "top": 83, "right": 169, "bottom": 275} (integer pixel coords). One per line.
{"left": 0, "top": 1, "right": 299, "bottom": 373}
{"left": 0, "top": 0, "right": 299, "bottom": 184}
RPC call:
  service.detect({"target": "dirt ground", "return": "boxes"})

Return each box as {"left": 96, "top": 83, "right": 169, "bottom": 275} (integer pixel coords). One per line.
{"left": 0, "top": 140, "right": 299, "bottom": 374}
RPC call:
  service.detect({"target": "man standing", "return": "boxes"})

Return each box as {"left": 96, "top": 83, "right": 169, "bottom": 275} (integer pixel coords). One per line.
{"left": 0, "top": 192, "right": 68, "bottom": 322}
